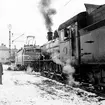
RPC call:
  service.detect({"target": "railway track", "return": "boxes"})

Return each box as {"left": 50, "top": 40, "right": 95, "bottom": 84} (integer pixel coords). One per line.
{"left": 41, "top": 73, "right": 105, "bottom": 98}
{"left": 78, "top": 82, "right": 105, "bottom": 98}
{"left": 42, "top": 74, "right": 105, "bottom": 98}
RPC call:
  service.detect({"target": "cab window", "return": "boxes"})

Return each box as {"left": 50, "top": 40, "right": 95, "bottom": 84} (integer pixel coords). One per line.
{"left": 60, "top": 29, "right": 64, "bottom": 41}
{"left": 60, "top": 28, "right": 70, "bottom": 41}
{"left": 64, "top": 28, "right": 70, "bottom": 39}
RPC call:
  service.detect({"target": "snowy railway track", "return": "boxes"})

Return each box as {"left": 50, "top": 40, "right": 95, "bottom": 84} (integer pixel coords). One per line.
{"left": 78, "top": 82, "right": 105, "bottom": 98}
{"left": 40, "top": 72, "right": 105, "bottom": 98}
{"left": 39, "top": 78, "right": 105, "bottom": 103}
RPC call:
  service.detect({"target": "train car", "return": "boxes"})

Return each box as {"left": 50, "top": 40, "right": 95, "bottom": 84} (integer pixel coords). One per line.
{"left": 15, "top": 45, "right": 41, "bottom": 70}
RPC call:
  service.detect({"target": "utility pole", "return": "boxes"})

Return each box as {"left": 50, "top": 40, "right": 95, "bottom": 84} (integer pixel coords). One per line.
{"left": 8, "top": 24, "right": 12, "bottom": 59}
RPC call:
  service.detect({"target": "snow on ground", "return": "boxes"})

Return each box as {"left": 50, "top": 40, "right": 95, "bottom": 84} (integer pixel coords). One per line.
{"left": 0, "top": 65, "right": 105, "bottom": 105}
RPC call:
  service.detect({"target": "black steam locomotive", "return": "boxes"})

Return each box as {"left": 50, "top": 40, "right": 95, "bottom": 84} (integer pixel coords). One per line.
{"left": 39, "top": 3, "right": 105, "bottom": 87}
{"left": 15, "top": 3, "right": 105, "bottom": 90}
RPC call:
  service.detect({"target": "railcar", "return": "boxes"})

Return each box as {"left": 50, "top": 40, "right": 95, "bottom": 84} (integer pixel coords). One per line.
{"left": 15, "top": 45, "right": 41, "bottom": 70}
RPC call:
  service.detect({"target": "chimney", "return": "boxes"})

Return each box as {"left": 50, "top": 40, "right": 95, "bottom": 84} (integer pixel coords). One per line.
{"left": 47, "top": 32, "right": 53, "bottom": 41}
{"left": 84, "top": 3, "right": 100, "bottom": 14}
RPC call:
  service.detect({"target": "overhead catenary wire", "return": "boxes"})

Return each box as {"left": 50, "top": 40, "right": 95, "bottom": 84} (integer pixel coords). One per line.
{"left": 57, "top": 0, "right": 72, "bottom": 12}
{"left": 64, "top": 0, "right": 72, "bottom": 6}
{"left": 12, "top": 34, "right": 24, "bottom": 43}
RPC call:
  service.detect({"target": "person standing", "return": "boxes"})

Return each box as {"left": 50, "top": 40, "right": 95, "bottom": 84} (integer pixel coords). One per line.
{"left": 0, "top": 62, "right": 3, "bottom": 84}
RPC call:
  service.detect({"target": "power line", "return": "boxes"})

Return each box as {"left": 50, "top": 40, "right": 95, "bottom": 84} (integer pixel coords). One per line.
{"left": 58, "top": 0, "right": 72, "bottom": 12}
{"left": 64, "top": 0, "right": 72, "bottom": 6}
{"left": 12, "top": 34, "right": 24, "bottom": 43}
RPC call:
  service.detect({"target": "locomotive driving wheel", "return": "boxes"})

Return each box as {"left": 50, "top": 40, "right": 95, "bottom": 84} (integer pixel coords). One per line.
{"left": 86, "top": 66, "right": 101, "bottom": 85}
{"left": 97, "top": 66, "right": 105, "bottom": 92}
{"left": 55, "top": 65, "right": 64, "bottom": 83}
{"left": 48, "top": 62, "right": 53, "bottom": 78}
{"left": 54, "top": 65, "right": 60, "bottom": 81}
{"left": 87, "top": 72, "right": 95, "bottom": 84}
{"left": 93, "top": 66, "right": 105, "bottom": 92}
{"left": 52, "top": 63, "right": 57, "bottom": 79}
{"left": 41, "top": 62, "right": 48, "bottom": 77}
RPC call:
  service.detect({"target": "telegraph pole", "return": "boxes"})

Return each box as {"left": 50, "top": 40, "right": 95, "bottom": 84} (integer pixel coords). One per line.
{"left": 8, "top": 24, "right": 12, "bottom": 59}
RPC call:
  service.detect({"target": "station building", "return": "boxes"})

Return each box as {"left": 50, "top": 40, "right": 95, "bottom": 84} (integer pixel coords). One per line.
{"left": 0, "top": 43, "right": 17, "bottom": 64}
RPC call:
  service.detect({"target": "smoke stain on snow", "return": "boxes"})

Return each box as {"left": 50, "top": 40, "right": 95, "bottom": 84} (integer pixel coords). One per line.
{"left": 12, "top": 75, "right": 105, "bottom": 105}
{"left": 21, "top": 78, "right": 101, "bottom": 103}
{"left": 10, "top": 71, "right": 105, "bottom": 105}
{"left": 13, "top": 79, "right": 31, "bottom": 85}
{"left": 27, "top": 80, "right": 58, "bottom": 97}
{"left": 2, "top": 70, "right": 105, "bottom": 105}
{"left": 12, "top": 73, "right": 100, "bottom": 98}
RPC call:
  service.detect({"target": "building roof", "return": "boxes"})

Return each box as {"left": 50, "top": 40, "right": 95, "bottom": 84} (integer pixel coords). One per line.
{"left": 0, "top": 44, "right": 8, "bottom": 50}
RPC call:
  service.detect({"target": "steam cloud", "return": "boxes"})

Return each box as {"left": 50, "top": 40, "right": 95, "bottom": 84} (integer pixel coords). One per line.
{"left": 39, "top": 0, "right": 56, "bottom": 31}
{"left": 26, "top": 65, "right": 33, "bottom": 74}
{"left": 52, "top": 52, "right": 79, "bottom": 86}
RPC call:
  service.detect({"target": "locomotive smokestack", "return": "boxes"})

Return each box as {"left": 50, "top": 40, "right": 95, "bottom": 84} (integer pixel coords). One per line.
{"left": 47, "top": 31, "right": 53, "bottom": 41}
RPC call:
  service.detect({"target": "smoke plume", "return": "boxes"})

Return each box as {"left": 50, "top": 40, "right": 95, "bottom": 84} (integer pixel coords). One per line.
{"left": 39, "top": 0, "right": 56, "bottom": 31}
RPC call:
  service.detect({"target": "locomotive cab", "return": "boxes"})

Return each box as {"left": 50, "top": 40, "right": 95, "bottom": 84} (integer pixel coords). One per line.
{"left": 58, "top": 12, "right": 88, "bottom": 66}
{"left": 58, "top": 23, "right": 78, "bottom": 66}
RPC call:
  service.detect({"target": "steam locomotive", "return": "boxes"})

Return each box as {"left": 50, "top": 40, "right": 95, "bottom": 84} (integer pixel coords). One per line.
{"left": 15, "top": 3, "right": 105, "bottom": 89}
{"left": 39, "top": 3, "right": 105, "bottom": 87}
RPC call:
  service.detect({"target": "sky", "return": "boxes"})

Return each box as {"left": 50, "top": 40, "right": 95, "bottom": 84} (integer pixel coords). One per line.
{"left": 0, "top": 0, "right": 105, "bottom": 49}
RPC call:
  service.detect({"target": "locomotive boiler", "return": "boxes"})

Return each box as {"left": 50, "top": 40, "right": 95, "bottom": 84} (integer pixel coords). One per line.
{"left": 39, "top": 31, "right": 61, "bottom": 78}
